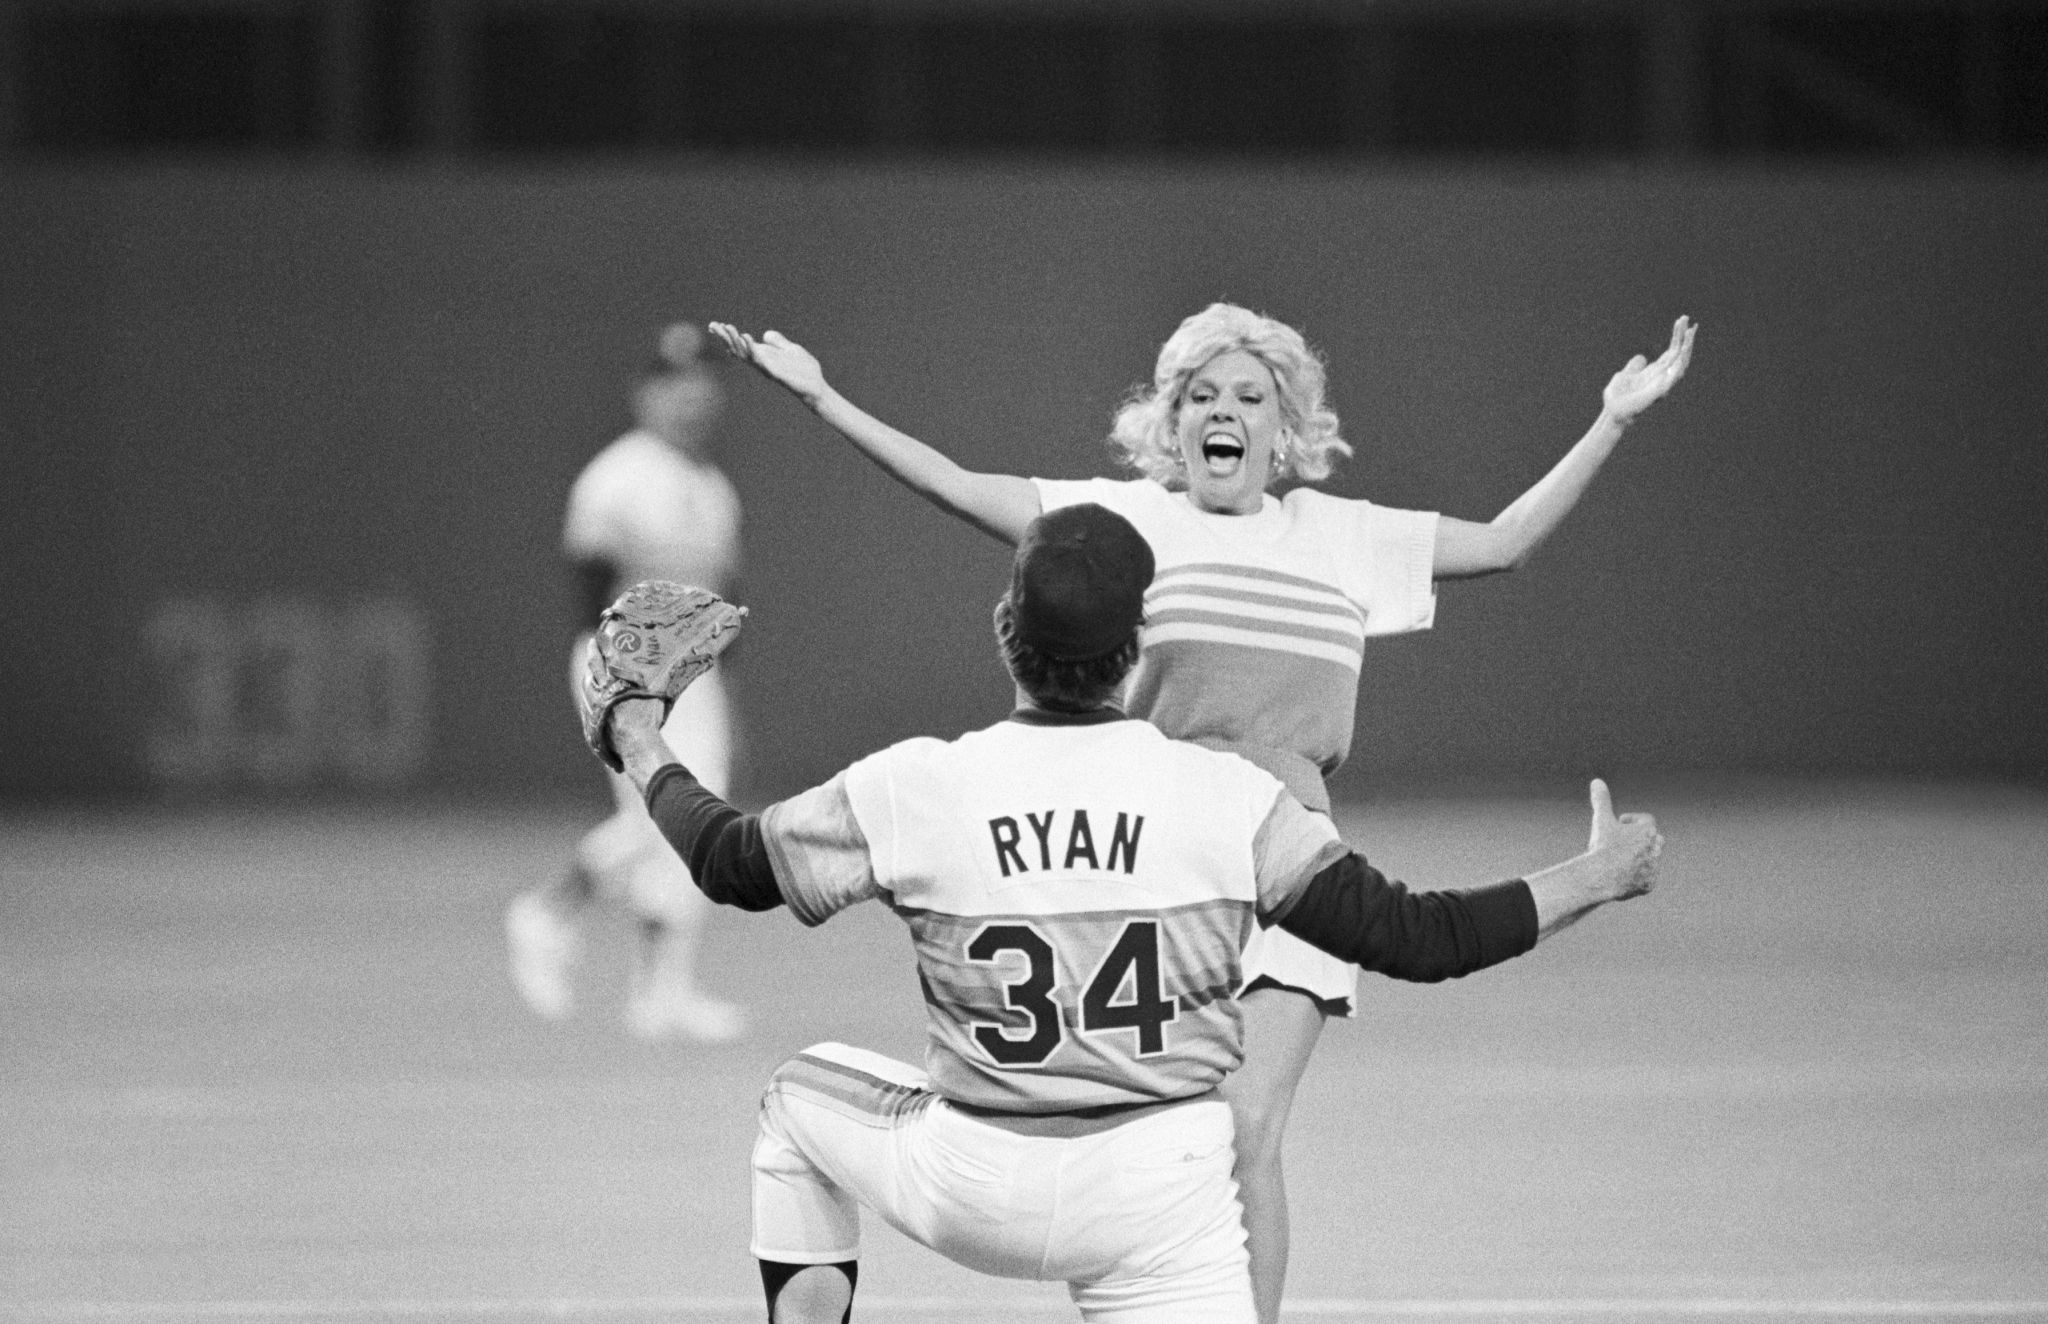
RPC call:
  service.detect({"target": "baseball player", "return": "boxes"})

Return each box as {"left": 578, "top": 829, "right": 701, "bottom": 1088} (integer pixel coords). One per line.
{"left": 504, "top": 323, "right": 747, "bottom": 1043}
{"left": 583, "top": 503, "right": 1664, "bottom": 1324}
{"left": 709, "top": 305, "right": 1694, "bottom": 1319}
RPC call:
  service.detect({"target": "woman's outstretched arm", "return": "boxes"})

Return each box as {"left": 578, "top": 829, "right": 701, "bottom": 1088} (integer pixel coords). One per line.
{"left": 1433, "top": 314, "right": 1697, "bottom": 580}
{"left": 710, "top": 323, "right": 1042, "bottom": 545}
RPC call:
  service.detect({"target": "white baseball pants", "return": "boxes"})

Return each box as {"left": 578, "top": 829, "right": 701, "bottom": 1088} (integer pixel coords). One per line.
{"left": 752, "top": 1042, "right": 1256, "bottom": 1323}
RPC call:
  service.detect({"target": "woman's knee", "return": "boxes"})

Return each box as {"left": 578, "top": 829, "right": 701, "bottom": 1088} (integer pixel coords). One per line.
{"left": 1224, "top": 1083, "right": 1293, "bottom": 1161}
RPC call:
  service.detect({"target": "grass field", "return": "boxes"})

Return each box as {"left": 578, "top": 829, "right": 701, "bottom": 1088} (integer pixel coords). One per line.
{"left": 4, "top": 778, "right": 2045, "bottom": 1322}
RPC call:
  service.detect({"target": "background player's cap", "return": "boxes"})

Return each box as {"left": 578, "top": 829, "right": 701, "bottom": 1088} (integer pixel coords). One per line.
{"left": 658, "top": 322, "right": 706, "bottom": 367}
{"left": 1009, "top": 504, "right": 1155, "bottom": 660}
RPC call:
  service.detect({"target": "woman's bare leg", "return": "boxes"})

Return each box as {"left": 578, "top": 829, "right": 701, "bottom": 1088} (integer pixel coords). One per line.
{"left": 1218, "top": 987, "right": 1328, "bottom": 1324}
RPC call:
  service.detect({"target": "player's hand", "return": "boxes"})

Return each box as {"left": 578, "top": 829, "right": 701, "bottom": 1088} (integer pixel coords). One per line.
{"left": 1600, "top": 315, "right": 1696, "bottom": 426}
{"left": 1586, "top": 777, "right": 1662, "bottom": 900}
{"left": 605, "top": 695, "right": 670, "bottom": 775}
{"left": 708, "top": 323, "right": 828, "bottom": 407}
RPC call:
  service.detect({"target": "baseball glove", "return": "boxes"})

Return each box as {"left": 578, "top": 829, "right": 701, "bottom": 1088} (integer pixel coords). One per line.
{"left": 577, "top": 580, "right": 746, "bottom": 772}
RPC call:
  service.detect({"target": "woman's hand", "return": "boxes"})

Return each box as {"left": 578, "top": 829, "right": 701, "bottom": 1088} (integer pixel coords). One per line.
{"left": 1600, "top": 315, "right": 1697, "bottom": 425}
{"left": 708, "top": 323, "right": 828, "bottom": 407}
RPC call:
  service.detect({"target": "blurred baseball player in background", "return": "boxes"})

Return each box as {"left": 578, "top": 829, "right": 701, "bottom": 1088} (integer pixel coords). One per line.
{"left": 585, "top": 503, "right": 1664, "bottom": 1323}
{"left": 505, "top": 323, "right": 747, "bottom": 1043}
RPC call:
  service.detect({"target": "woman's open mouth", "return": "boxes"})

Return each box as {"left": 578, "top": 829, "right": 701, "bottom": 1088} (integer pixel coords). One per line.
{"left": 1201, "top": 435, "right": 1246, "bottom": 473}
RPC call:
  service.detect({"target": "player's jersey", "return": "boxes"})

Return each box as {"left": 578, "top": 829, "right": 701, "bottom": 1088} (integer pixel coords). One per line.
{"left": 564, "top": 430, "right": 740, "bottom": 592}
{"left": 1034, "top": 477, "right": 1436, "bottom": 814}
{"left": 757, "top": 711, "right": 1347, "bottom": 1113}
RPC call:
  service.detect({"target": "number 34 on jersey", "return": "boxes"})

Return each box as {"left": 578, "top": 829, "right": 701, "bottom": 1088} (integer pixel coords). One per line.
{"left": 911, "top": 898, "right": 1251, "bottom": 1093}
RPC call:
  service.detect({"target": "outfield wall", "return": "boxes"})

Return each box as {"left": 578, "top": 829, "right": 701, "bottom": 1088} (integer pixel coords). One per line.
{"left": 3, "top": 163, "right": 2043, "bottom": 799}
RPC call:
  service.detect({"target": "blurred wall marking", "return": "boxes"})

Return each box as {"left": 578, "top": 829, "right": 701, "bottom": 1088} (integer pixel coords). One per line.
{"left": 145, "top": 595, "right": 430, "bottom": 790}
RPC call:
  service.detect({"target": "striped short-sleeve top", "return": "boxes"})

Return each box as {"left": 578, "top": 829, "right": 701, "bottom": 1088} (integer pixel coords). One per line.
{"left": 1033, "top": 477, "right": 1439, "bottom": 814}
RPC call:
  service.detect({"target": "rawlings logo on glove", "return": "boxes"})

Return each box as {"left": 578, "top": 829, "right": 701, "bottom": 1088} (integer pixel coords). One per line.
{"left": 577, "top": 580, "right": 746, "bottom": 771}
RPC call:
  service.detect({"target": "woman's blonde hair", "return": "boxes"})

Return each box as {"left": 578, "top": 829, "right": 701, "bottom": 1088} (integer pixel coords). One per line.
{"left": 1108, "top": 303, "right": 1351, "bottom": 489}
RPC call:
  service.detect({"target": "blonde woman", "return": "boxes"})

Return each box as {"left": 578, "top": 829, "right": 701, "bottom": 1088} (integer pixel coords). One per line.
{"left": 711, "top": 304, "right": 1693, "bottom": 1322}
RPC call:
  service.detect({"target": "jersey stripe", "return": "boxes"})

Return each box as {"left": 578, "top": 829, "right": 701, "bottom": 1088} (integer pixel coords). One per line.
{"left": 767, "top": 1046, "right": 936, "bottom": 1126}
{"left": 1154, "top": 562, "right": 1359, "bottom": 602}
{"left": 1143, "top": 621, "right": 1364, "bottom": 671}
{"left": 1145, "top": 564, "right": 1368, "bottom": 669}
{"left": 912, "top": 943, "right": 1244, "bottom": 1022}
{"left": 1150, "top": 596, "right": 1365, "bottom": 643}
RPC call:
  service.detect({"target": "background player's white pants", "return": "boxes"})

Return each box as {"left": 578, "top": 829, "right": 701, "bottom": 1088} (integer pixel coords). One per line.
{"left": 753, "top": 1043, "right": 1256, "bottom": 1324}
{"left": 569, "top": 633, "right": 732, "bottom": 925}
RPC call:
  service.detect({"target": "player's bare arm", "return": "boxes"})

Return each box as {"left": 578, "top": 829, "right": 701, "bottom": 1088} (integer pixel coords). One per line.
{"left": 708, "top": 322, "right": 1041, "bottom": 545}
{"left": 1432, "top": 315, "right": 1697, "bottom": 580}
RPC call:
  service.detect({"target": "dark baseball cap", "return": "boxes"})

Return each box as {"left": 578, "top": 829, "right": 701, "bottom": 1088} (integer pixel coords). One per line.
{"left": 1009, "top": 504, "right": 1156, "bottom": 660}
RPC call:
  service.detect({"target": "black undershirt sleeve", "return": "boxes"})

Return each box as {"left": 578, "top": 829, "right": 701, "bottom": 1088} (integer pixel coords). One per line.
{"left": 643, "top": 763, "right": 785, "bottom": 913}
{"left": 1274, "top": 853, "right": 1538, "bottom": 982}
